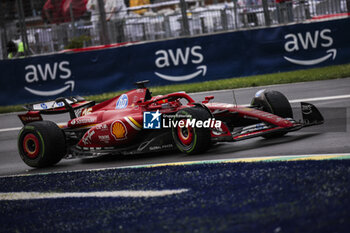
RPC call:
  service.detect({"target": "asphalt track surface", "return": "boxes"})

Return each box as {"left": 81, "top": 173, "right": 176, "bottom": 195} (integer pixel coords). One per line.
{"left": 0, "top": 78, "right": 349, "bottom": 177}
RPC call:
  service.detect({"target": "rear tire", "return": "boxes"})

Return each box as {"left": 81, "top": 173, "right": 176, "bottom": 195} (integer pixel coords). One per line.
{"left": 172, "top": 107, "right": 212, "bottom": 155}
{"left": 18, "top": 121, "right": 66, "bottom": 167}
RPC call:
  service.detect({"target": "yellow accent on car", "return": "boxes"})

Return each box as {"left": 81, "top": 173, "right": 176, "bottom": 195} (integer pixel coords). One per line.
{"left": 128, "top": 117, "right": 142, "bottom": 129}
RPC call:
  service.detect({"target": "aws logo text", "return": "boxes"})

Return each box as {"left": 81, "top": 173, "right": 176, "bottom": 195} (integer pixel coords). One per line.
{"left": 284, "top": 29, "right": 336, "bottom": 66}
{"left": 24, "top": 61, "right": 74, "bottom": 96}
{"left": 154, "top": 46, "right": 206, "bottom": 81}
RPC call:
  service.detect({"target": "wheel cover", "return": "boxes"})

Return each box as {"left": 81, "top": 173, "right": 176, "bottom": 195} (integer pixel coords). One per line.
{"left": 23, "top": 133, "right": 40, "bottom": 159}
{"left": 177, "top": 120, "right": 193, "bottom": 146}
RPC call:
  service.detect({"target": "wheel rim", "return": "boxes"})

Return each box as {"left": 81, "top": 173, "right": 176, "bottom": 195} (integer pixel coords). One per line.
{"left": 177, "top": 119, "right": 193, "bottom": 146}
{"left": 23, "top": 133, "right": 40, "bottom": 159}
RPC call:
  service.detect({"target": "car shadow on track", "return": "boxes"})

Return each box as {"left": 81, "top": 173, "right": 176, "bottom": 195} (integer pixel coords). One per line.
{"left": 17, "top": 133, "right": 322, "bottom": 176}
{"left": 79, "top": 133, "right": 322, "bottom": 165}
{"left": 79, "top": 150, "right": 180, "bottom": 164}
{"left": 195, "top": 132, "right": 323, "bottom": 158}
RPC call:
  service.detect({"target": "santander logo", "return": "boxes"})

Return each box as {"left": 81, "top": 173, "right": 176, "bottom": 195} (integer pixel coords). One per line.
{"left": 24, "top": 61, "right": 74, "bottom": 96}
{"left": 154, "top": 46, "right": 206, "bottom": 81}
{"left": 283, "top": 29, "right": 336, "bottom": 66}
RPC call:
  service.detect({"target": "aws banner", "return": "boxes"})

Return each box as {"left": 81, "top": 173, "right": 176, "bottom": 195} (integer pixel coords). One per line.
{"left": 1, "top": 17, "right": 350, "bottom": 106}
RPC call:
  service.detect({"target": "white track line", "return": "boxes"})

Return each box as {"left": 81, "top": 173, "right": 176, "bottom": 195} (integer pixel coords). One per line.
{"left": 0, "top": 123, "right": 65, "bottom": 133}
{"left": 0, "top": 189, "right": 189, "bottom": 201}
{"left": 0, "top": 127, "right": 21, "bottom": 133}
{"left": 289, "top": 94, "right": 350, "bottom": 103}
{"left": 1, "top": 94, "right": 349, "bottom": 133}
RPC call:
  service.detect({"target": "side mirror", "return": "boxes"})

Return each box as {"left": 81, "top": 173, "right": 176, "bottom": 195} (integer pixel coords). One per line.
{"left": 202, "top": 95, "right": 214, "bottom": 104}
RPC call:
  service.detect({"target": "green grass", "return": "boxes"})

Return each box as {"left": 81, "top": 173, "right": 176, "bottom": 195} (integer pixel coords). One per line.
{"left": 1, "top": 63, "right": 350, "bottom": 113}
{"left": 0, "top": 104, "right": 25, "bottom": 114}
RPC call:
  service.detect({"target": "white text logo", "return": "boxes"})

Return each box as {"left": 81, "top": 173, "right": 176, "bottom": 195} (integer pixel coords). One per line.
{"left": 154, "top": 46, "right": 206, "bottom": 81}
{"left": 24, "top": 61, "right": 74, "bottom": 96}
{"left": 283, "top": 29, "right": 336, "bottom": 66}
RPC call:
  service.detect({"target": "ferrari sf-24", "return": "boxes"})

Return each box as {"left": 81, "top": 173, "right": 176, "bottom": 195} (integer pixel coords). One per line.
{"left": 17, "top": 81, "right": 324, "bottom": 167}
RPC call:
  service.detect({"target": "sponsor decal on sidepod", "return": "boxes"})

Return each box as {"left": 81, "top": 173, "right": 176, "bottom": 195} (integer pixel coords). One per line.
{"left": 111, "top": 120, "right": 127, "bottom": 140}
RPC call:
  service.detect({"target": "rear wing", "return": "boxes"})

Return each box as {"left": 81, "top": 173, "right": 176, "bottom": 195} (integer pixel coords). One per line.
{"left": 18, "top": 96, "right": 95, "bottom": 125}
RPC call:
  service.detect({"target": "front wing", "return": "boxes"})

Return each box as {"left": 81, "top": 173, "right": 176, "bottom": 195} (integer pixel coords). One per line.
{"left": 213, "top": 102, "right": 324, "bottom": 142}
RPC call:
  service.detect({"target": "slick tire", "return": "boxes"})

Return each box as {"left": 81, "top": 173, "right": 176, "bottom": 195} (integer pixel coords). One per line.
{"left": 18, "top": 121, "right": 66, "bottom": 168}
{"left": 172, "top": 107, "right": 212, "bottom": 155}
{"left": 262, "top": 90, "right": 293, "bottom": 139}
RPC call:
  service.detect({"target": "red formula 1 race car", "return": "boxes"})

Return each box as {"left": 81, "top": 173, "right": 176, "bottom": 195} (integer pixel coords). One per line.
{"left": 17, "top": 81, "right": 324, "bottom": 167}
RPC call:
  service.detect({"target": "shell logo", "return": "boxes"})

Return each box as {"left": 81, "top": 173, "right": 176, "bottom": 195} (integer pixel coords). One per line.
{"left": 111, "top": 120, "right": 127, "bottom": 140}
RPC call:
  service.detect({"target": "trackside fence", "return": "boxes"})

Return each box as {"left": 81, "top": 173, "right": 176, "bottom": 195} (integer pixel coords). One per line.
{"left": 0, "top": 17, "right": 350, "bottom": 106}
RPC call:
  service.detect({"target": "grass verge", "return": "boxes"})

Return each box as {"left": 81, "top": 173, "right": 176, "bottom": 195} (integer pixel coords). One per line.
{"left": 1, "top": 63, "right": 350, "bottom": 113}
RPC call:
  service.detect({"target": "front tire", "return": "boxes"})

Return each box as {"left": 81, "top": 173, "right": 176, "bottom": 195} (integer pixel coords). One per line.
{"left": 252, "top": 90, "right": 293, "bottom": 139}
{"left": 263, "top": 90, "right": 293, "bottom": 119}
{"left": 172, "top": 107, "right": 212, "bottom": 155}
{"left": 18, "top": 121, "right": 66, "bottom": 167}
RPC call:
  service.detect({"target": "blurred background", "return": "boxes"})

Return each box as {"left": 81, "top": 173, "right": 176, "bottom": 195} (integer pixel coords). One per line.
{"left": 1, "top": 0, "right": 349, "bottom": 59}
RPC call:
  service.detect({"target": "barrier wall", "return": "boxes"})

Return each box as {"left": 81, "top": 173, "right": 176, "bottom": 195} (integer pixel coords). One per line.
{"left": 1, "top": 17, "right": 350, "bottom": 106}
